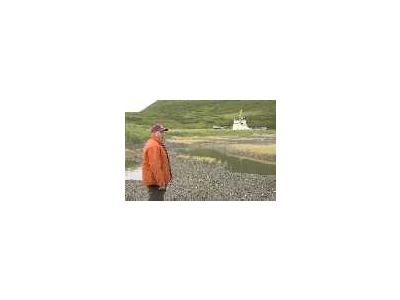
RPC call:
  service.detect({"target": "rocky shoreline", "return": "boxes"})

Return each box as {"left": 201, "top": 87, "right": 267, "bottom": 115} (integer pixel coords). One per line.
{"left": 125, "top": 154, "right": 276, "bottom": 201}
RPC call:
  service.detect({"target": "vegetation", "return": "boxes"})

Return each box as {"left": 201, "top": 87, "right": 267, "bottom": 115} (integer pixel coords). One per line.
{"left": 126, "top": 100, "right": 276, "bottom": 146}
{"left": 227, "top": 144, "right": 276, "bottom": 163}
{"left": 125, "top": 123, "right": 150, "bottom": 147}
{"left": 176, "top": 154, "right": 220, "bottom": 163}
{"left": 126, "top": 127, "right": 276, "bottom": 147}
{"left": 126, "top": 100, "right": 276, "bottom": 129}
{"left": 167, "top": 128, "right": 275, "bottom": 138}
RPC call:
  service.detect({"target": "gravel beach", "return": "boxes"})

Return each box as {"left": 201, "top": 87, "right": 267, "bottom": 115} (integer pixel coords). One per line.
{"left": 125, "top": 153, "right": 276, "bottom": 201}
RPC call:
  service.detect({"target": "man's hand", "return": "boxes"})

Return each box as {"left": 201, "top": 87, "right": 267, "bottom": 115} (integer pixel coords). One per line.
{"left": 158, "top": 186, "right": 166, "bottom": 191}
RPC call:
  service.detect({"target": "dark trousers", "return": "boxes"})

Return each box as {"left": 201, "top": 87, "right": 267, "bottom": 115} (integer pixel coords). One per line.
{"left": 147, "top": 185, "right": 166, "bottom": 201}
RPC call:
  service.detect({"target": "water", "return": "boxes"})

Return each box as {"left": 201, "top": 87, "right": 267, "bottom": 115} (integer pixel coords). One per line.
{"left": 126, "top": 166, "right": 142, "bottom": 181}
{"left": 125, "top": 138, "right": 276, "bottom": 179}
{"left": 181, "top": 147, "right": 276, "bottom": 175}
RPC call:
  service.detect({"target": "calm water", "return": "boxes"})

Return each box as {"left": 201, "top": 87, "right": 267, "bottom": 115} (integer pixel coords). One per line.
{"left": 125, "top": 166, "right": 142, "bottom": 180}
{"left": 181, "top": 147, "right": 276, "bottom": 175}
{"left": 125, "top": 141, "right": 276, "bottom": 180}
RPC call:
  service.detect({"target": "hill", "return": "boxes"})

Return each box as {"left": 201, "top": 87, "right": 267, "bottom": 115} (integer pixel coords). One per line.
{"left": 125, "top": 100, "right": 276, "bottom": 129}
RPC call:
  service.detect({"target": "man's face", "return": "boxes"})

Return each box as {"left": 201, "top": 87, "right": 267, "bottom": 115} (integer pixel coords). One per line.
{"left": 154, "top": 130, "right": 165, "bottom": 139}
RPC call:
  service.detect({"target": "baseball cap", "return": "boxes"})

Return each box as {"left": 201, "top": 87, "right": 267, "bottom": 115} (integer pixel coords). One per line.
{"left": 151, "top": 124, "right": 169, "bottom": 133}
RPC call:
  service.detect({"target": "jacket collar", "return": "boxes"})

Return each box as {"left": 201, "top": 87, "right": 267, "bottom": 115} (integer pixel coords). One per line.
{"left": 150, "top": 135, "right": 163, "bottom": 144}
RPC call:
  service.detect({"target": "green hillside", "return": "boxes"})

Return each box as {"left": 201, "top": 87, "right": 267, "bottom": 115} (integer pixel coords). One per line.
{"left": 125, "top": 100, "right": 276, "bottom": 129}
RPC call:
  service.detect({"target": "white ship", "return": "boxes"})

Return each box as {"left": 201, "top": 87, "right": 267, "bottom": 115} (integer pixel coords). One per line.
{"left": 232, "top": 109, "right": 251, "bottom": 130}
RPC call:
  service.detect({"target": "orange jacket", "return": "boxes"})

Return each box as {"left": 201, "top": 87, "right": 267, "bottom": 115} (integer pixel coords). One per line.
{"left": 142, "top": 137, "right": 172, "bottom": 187}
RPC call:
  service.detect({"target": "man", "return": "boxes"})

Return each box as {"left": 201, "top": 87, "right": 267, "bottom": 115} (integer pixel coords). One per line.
{"left": 142, "top": 124, "right": 172, "bottom": 201}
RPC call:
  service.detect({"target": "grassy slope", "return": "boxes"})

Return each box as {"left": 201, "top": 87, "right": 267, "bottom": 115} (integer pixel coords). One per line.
{"left": 125, "top": 100, "right": 276, "bottom": 146}
{"left": 126, "top": 100, "right": 276, "bottom": 128}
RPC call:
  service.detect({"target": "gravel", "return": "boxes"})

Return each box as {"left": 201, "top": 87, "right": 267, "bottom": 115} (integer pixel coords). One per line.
{"left": 125, "top": 154, "right": 276, "bottom": 201}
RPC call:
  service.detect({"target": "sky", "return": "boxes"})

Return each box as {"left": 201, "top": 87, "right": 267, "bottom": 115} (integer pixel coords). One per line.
{"left": 125, "top": 99, "right": 157, "bottom": 112}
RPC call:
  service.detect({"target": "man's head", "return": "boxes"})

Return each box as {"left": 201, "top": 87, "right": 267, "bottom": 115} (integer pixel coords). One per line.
{"left": 150, "top": 124, "right": 169, "bottom": 139}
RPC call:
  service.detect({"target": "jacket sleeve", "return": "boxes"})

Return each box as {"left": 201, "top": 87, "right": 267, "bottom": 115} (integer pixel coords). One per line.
{"left": 147, "top": 146, "right": 166, "bottom": 186}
